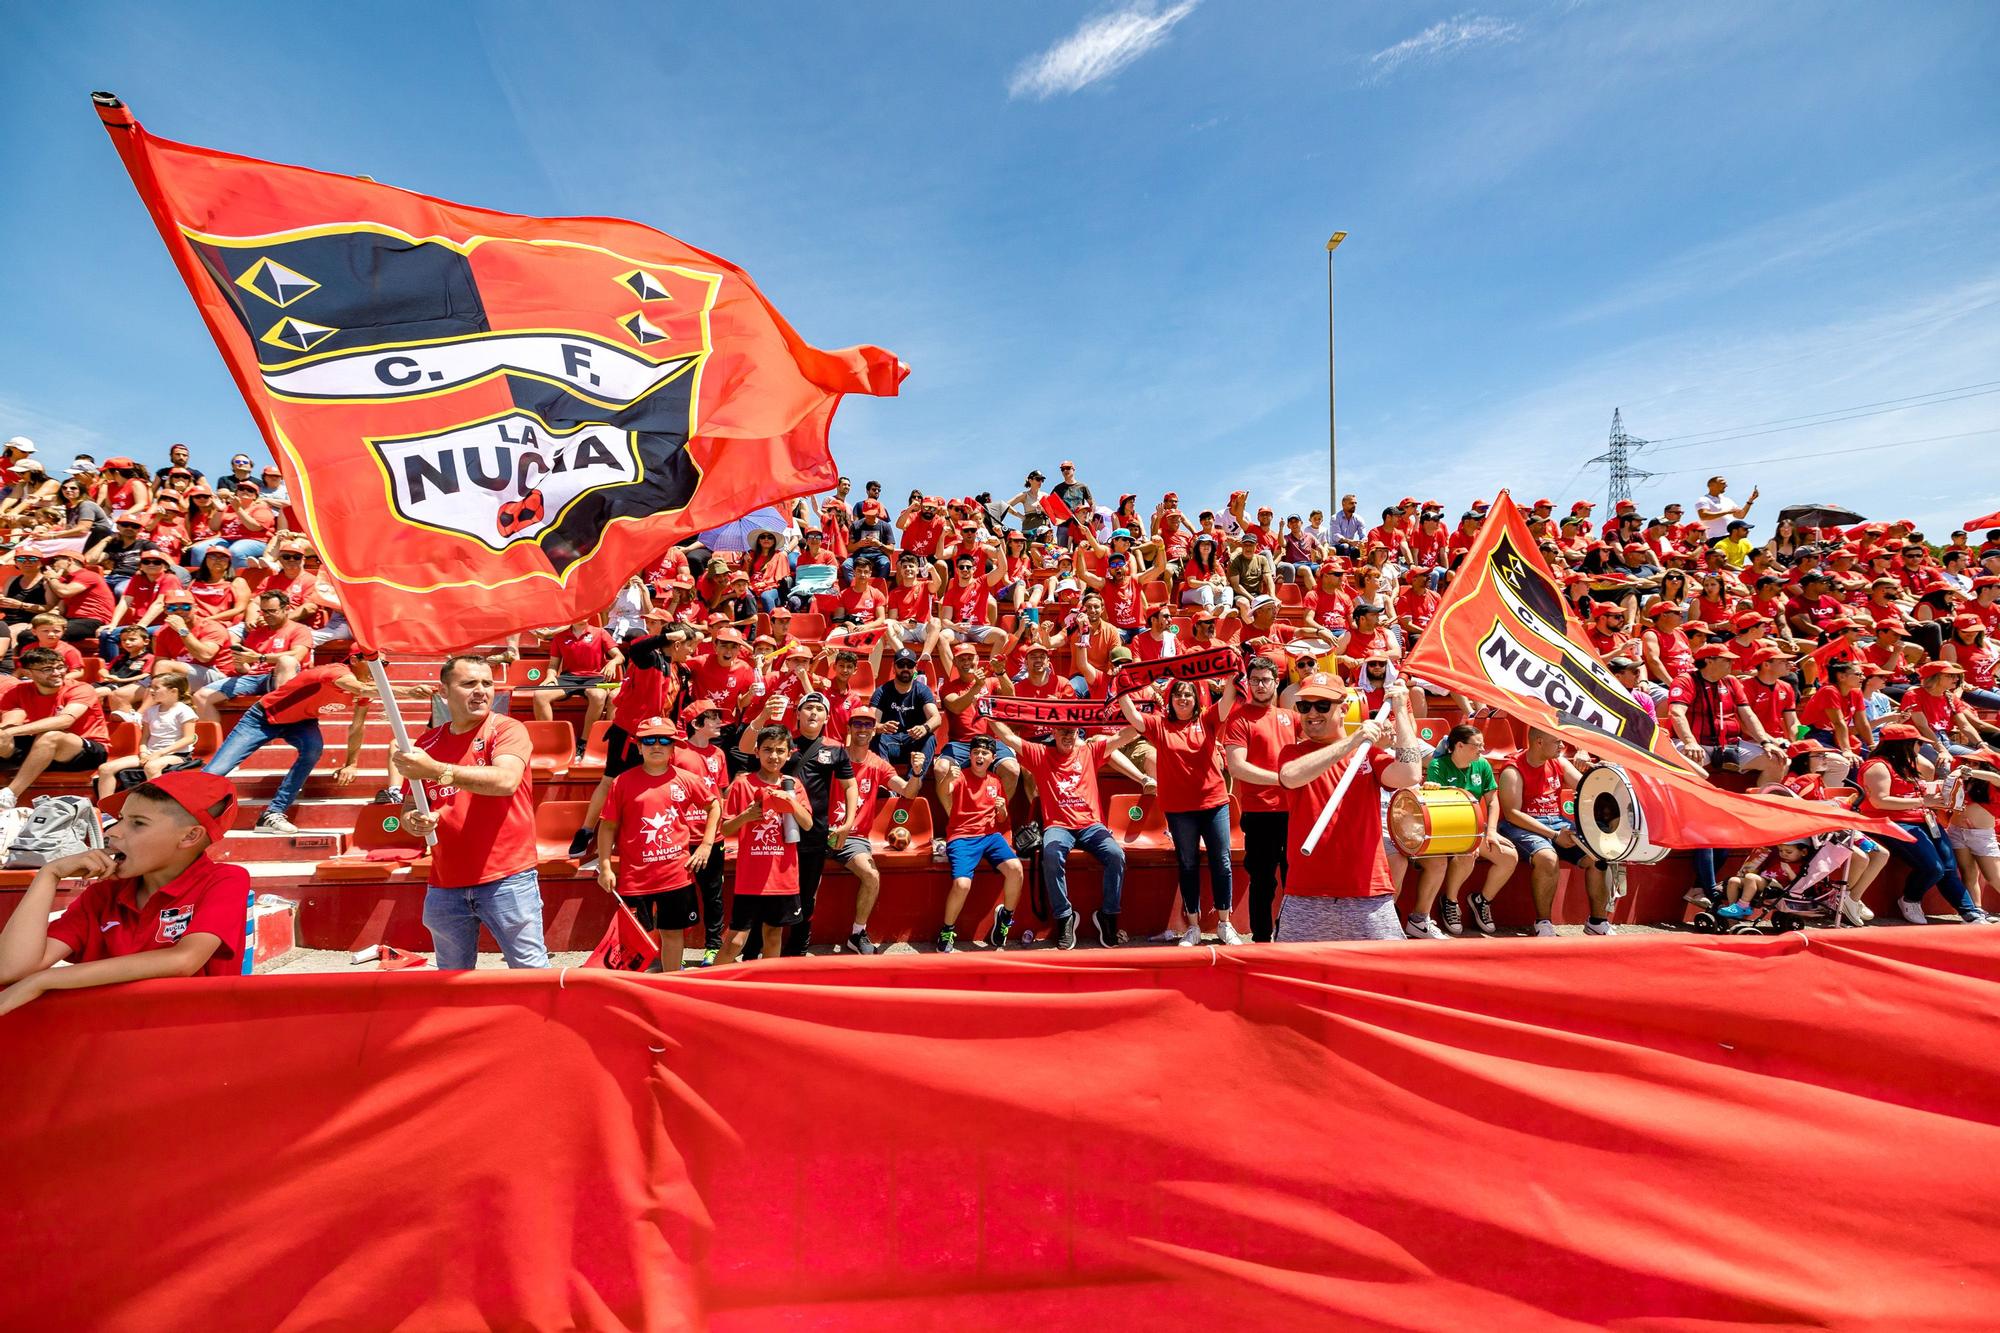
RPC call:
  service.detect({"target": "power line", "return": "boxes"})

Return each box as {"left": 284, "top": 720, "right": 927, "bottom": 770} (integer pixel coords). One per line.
{"left": 1648, "top": 379, "right": 2000, "bottom": 441}
{"left": 1643, "top": 384, "right": 2000, "bottom": 453}
{"left": 1637, "top": 426, "right": 1999, "bottom": 479}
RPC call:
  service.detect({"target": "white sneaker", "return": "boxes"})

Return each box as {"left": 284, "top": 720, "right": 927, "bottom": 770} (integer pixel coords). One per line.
{"left": 1533, "top": 920, "right": 1558, "bottom": 937}
{"left": 1216, "top": 921, "right": 1243, "bottom": 946}
{"left": 1585, "top": 919, "right": 1617, "bottom": 936}
{"left": 1897, "top": 899, "right": 1929, "bottom": 926}
{"left": 1838, "top": 895, "right": 1868, "bottom": 927}
{"left": 1178, "top": 924, "right": 1201, "bottom": 947}
{"left": 1404, "top": 913, "right": 1446, "bottom": 940}
{"left": 0, "top": 788, "right": 15, "bottom": 810}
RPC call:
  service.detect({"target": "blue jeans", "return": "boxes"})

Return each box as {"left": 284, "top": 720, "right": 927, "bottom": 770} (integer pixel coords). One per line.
{"left": 1888, "top": 821, "right": 1979, "bottom": 917}
{"left": 1041, "top": 822, "right": 1125, "bottom": 920}
{"left": 1166, "top": 804, "right": 1233, "bottom": 913}
{"left": 872, "top": 728, "right": 938, "bottom": 777}
{"left": 203, "top": 702, "right": 322, "bottom": 816}
{"left": 187, "top": 538, "right": 267, "bottom": 572}
{"left": 422, "top": 868, "right": 549, "bottom": 969}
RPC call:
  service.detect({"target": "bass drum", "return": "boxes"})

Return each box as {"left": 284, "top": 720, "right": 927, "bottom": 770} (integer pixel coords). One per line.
{"left": 1387, "top": 785, "right": 1487, "bottom": 858}
{"left": 1574, "top": 763, "right": 1672, "bottom": 865}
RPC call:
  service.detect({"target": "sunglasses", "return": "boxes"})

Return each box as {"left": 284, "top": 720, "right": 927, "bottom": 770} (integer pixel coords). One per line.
{"left": 636, "top": 737, "right": 676, "bottom": 748}
{"left": 280, "top": 553, "right": 304, "bottom": 560}
{"left": 139, "top": 559, "right": 167, "bottom": 566}
{"left": 1295, "top": 698, "right": 1341, "bottom": 715}
{"left": 849, "top": 718, "right": 877, "bottom": 729}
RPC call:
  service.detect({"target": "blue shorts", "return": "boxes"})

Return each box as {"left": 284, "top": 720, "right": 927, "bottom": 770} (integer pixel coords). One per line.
{"left": 947, "top": 832, "right": 1017, "bottom": 880}
{"left": 941, "top": 738, "right": 1015, "bottom": 768}
{"left": 1500, "top": 814, "right": 1587, "bottom": 865}
{"left": 206, "top": 672, "right": 274, "bottom": 700}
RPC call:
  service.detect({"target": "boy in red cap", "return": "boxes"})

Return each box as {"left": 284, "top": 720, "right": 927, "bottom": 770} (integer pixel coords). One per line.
{"left": 0, "top": 771, "right": 248, "bottom": 1015}
{"left": 596, "top": 717, "right": 720, "bottom": 970}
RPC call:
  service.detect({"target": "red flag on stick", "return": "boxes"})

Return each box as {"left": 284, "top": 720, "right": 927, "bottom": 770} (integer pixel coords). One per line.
{"left": 1404, "top": 492, "right": 1907, "bottom": 847}
{"left": 94, "top": 94, "right": 905, "bottom": 653}
{"left": 1039, "top": 493, "right": 1074, "bottom": 525}
{"left": 585, "top": 901, "right": 663, "bottom": 973}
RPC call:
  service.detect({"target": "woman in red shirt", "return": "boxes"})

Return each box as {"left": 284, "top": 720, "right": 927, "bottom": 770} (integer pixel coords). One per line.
{"left": 1944, "top": 618, "right": 2000, "bottom": 709}
{"left": 1119, "top": 677, "right": 1239, "bottom": 944}
{"left": 1693, "top": 571, "right": 1733, "bottom": 627}
{"left": 186, "top": 546, "right": 253, "bottom": 627}
{"left": 96, "top": 458, "right": 152, "bottom": 517}
{"left": 1857, "top": 726, "right": 1985, "bottom": 923}
{"left": 744, "top": 529, "right": 790, "bottom": 612}
{"left": 1797, "top": 659, "right": 1868, "bottom": 766}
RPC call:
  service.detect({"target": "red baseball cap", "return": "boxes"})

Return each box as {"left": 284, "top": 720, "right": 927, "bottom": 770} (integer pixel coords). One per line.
{"left": 1918, "top": 661, "right": 1964, "bottom": 679}
{"left": 105, "top": 770, "right": 237, "bottom": 847}
{"left": 633, "top": 716, "right": 682, "bottom": 740}
{"left": 1571, "top": 501, "right": 1595, "bottom": 513}
{"left": 1590, "top": 602, "right": 1622, "bottom": 619}
{"left": 1645, "top": 601, "right": 1684, "bottom": 619}
{"left": 1730, "top": 611, "right": 1769, "bottom": 629}
{"left": 711, "top": 628, "right": 748, "bottom": 647}
{"left": 1877, "top": 722, "right": 1920, "bottom": 742}
{"left": 1693, "top": 644, "right": 1738, "bottom": 661}
{"left": 1532, "top": 498, "right": 1553, "bottom": 509}
{"left": 1615, "top": 500, "right": 1638, "bottom": 513}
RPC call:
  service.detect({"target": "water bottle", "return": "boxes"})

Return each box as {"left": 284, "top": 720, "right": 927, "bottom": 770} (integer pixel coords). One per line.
{"left": 780, "top": 778, "right": 800, "bottom": 844}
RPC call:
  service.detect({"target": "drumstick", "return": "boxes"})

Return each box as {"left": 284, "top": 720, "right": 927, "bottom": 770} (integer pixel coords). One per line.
{"left": 1300, "top": 695, "right": 1396, "bottom": 856}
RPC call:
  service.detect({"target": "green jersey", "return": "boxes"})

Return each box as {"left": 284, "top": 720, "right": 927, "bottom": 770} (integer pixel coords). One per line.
{"left": 1425, "top": 751, "right": 1497, "bottom": 801}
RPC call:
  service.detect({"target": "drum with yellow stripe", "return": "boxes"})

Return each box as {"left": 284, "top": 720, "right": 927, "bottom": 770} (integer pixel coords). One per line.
{"left": 1386, "top": 785, "right": 1487, "bottom": 858}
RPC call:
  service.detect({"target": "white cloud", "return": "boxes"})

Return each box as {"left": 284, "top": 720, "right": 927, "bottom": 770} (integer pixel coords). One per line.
{"left": 1368, "top": 13, "right": 1521, "bottom": 82}
{"left": 1008, "top": 1, "right": 1199, "bottom": 101}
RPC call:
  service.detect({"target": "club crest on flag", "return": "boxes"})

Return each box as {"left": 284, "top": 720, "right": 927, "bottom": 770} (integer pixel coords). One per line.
{"left": 184, "top": 224, "right": 718, "bottom": 568}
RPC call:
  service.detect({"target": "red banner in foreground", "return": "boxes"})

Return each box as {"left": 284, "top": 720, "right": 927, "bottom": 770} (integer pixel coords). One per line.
{"left": 4, "top": 935, "right": 1998, "bottom": 1330}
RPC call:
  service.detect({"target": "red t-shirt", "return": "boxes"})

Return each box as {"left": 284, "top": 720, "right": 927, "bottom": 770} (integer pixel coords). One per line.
{"left": 1013, "top": 671, "right": 1077, "bottom": 701}
{"left": 261, "top": 662, "right": 356, "bottom": 726}
{"left": 1498, "top": 753, "right": 1565, "bottom": 820}
{"left": 942, "top": 673, "right": 999, "bottom": 740}
{"left": 229, "top": 622, "right": 313, "bottom": 677}
{"left": 900, "top": 515, "right": 944, "bottom": 555}
{"left": 1645, "top": 628, "right": 1695, "bottom": 680}
{"left": 940, "top": 579, "right": 993, "bottom": 627}
{"left": 46, "top": 855, "right": 248, "bottom": 977}
{"left": 1902, "top": 687, "right": 1963, "bottom": 735}
{"left": 1, "top": 679, "right": 109, "bottom": 741}
{"left": 1667, "top": 672, "right": 1745, "bottom": 745}
{"left": 1141, "top": 708, "right": 1228, "bottom": 813}
{"left": 59, "top": 567, "right": 115, "bottom": 623}
{"left": 1015, "top": 737, "right": 1115, "bottom": 830}
{"left": 1280, "top": 742, "right": 1394, "bottom": 898}
{"left": 945, "top": 769, "right": 1010, "bottom": 839}
{"left": 1856, "top": 756, "right": 1920, "bottom": 821}
{"left": 1739, "top": 676, "right": 1796, "bottom": 737}
{"left": 610, "top": 661, "right": 673, "bottom": 734}
{"left": 550, "top": 627, "right": 616, "bottom": 676}
{"left": 723, "top": 773, "right": 803, "bottom": 894}
{"left": 188, "top": 577, "right": 239, "bottom": 619}
{"left": 686, "top": 652, "right": 755, "bottom": 717}
{"left": 605, "top": 767, "right": 716, "bottom": 894}
{"left": 1222, "top": 702, "right": 1298, "bottom": 814}
{"left": 674, "top": 742, "right": 729, "bottom": 791}
{"left": 885, "top": 583, "right": 933, "bottom": 622}
{"left": 121, "top": 571, "right": 183, "bottom": 619}
{"left": 829, "top": 749, "right": 899, "bottom": 831}
{"left": 155, "top": 617, "right": 229, "bottom": 666}
{"left": 1796, "top": 685, "right": 1861, "bottom": 733}
{"left": 837, "top": 585, "right": 886, "bottom": 621}
{"left": 415, "top": 713, "right": 538, "bottom": 889}
{"left": 1101, "top": 577, "right": 1145, "bottom": 629}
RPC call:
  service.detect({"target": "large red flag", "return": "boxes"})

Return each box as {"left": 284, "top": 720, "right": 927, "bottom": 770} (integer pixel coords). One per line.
{"left": 1405, "top": 491, "right": 1906, "bottom": 846}
{"left": 95, "top": 95, "right": 905, "bottom": 652}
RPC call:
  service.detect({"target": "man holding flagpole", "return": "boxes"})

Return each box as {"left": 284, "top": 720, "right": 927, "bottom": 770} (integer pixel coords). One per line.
{"left": 389, "top": 655, "right": 547, "bottom": 969}
{"left": 1269, "top": 673, "right": 1425, "bottom": 941}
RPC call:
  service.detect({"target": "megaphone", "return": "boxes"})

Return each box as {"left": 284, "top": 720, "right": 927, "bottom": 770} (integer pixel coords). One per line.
{"left": 1574, "top": 763, "right": 1671, "bottom": 865}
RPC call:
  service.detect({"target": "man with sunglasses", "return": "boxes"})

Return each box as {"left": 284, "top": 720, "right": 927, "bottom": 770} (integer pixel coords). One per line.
{"left": 85, "top": 513, "right": 159, "bottom": 597}
{"left": 97, "top": 549, "right": 183, "bottom": 659}
{"left": 826, "top": 704, "right": 922, "bottom": 955}
{"left": 1050, "top": 461, "right": 1093, "bottom": 549}
{"left": 1271, "top": 674, "right": 1426, "bottom": 941}
{"left": 1224, "top": 655, "right": 1300, "bottom": 942}
{"left": 595, "top": 717, "right": 720, "bottom": 970}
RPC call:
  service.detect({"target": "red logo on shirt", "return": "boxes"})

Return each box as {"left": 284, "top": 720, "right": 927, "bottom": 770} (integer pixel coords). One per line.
{"left": 155, "top": 904, "right": 194, "bottom": 944}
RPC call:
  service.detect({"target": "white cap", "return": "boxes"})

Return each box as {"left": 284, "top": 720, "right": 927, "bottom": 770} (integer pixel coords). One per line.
{"left": 3, "top": 436, "right": 34, "bottom": 455}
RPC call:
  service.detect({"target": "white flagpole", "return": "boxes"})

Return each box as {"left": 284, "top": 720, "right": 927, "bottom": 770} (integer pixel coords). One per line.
{"left": 1299, "top": 695, "right": 1395, "bottom": 856}
{"left": 367, "top": 655, "right": 437, "bottom": 846}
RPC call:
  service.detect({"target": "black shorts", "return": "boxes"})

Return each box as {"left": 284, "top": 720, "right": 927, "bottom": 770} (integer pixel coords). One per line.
{"left": 40, "top": 737, "right": 109, "bottom": 772}
{"left": 622, "top": 887, "right": 698, "bottom": 933}
{"left": 550, "top": 672, "right": 606, "bottom": 697}
{"left": 729, "top": 892, "right": 803, "bottom": 932}
{"left": 603, "top": 724, "right": 642, "bottom": 778}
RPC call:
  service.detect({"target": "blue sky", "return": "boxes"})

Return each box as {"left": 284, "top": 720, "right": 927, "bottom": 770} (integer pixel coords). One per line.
{"left": 5, "top": 1, "right": 1998, "bottom": 537}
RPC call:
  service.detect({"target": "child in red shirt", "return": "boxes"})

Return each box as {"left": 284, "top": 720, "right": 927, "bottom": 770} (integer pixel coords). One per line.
{"left": 717, "top": 725, "right": 812, "bottom": 964}
{"left": 0, "top": 770, "right": 248, "bottom": 1014}
{"left": 597, "top": 717, "right": 720, "bottom": 970}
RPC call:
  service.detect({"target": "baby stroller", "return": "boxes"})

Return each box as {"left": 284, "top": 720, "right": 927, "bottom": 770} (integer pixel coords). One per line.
{"left": 1688, "top": 832, "right": 1860, "bottom": 935}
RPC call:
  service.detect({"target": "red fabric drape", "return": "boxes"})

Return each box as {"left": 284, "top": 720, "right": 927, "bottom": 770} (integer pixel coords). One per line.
{"left": 5, "top": 934, "right": 1999, "bottom": 1331}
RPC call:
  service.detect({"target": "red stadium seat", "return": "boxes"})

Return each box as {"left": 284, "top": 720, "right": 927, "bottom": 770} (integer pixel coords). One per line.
{"left": 313, "top": 806, "right": 427, "bottom": 881}
{"left": 534, "top": 800, "right": 590, "bottom": 875}
{"left": 787, "top": 613, "right": 828, "bottom": 644}
{"left": 869, "top": 797, "right": 933, "bottom": 865}
{"left": 568, "top": 721, "right": 613, "bottom": 782}
{"left": 1105, "top": 791, "right": 1173, "bottom": 867}
{"left": 192, "top": 721, "right": 223, "bottom": 762}
{"left": 523, "top": 720, "right": 576, "bottom": 776}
